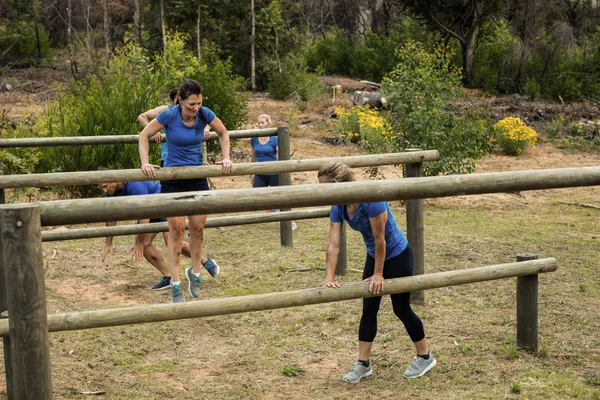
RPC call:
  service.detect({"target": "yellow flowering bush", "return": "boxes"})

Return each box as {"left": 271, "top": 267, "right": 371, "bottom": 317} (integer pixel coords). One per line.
{"left": 335, "top": 106, "right": 395, "bottom": 152}
{"left": 494, "top": 117, "right": 537, "bottom": 156}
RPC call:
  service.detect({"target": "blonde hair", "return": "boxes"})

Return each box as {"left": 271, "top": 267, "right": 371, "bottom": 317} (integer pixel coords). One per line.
{"left": 318, "top": 162, "right": 355, "bottom": 183}
{"left": 257, "top": 114, "right": 272, "bottom": 125}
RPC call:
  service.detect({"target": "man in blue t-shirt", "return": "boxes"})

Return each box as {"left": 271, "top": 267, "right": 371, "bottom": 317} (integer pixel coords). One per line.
{"left": 97, "top": 180, "right": 219, "bottom": 291}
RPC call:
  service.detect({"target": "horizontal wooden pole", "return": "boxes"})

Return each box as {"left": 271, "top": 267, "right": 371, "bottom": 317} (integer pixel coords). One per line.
{"left": 0, "top": 128, "right": 278, "bottom": 148}
{"left": 26, "top": 166, "right": 600, "bottom": 226}
{"left": 0, "top": 151, "right": 439, "bottom": 189}
{"left": 0, "top": 258, "right": 557, "bottom": 336}
{"left": 41, "top": 208, "right": 330, "bottom": 242}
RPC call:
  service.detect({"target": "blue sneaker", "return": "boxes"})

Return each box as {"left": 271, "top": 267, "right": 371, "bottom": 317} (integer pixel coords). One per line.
{"left": 203, "top": 258, "right": 220, "bottom": 278}
{"left": 171, "top": 283, "right": 184, "bottom": 303}
{"left": 185, "top": 267, "right": 204, "bottom": 298}
{"left": 152, "top": 276, "right": 171, "bottom": 291}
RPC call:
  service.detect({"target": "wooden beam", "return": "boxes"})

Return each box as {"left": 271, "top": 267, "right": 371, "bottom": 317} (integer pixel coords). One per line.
{"left": 27, "top": 166, "right": 600, "bottom": 226}
{"left": 0, "top": 128, "right": 278, "bottom": 148}
{"left": 0, "top": 204, "right": 52, "bottom": 398}
{"left": 0, "top": 258, "right": 558, "bottom": 336}
{"left": 0, "top": 151, "right": 439, "bottom": 189}
{"left": 277, "top": 127, "right": 293, "bottom": 246}
{"left": 41, "top": 208, "right": 331, "bottom": 242}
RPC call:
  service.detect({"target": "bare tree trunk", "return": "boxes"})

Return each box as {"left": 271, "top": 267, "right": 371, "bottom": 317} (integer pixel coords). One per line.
{"left": 32, "top": 0, "right": 42, "bottom": 60}
{"left": 251, "top": 0, "right": 256, "bottom": 90}
{"left": 103, "top": 0, "right": 110, "bottom": 66}
{"left": 67, "top": 0, "right": 79, "bottom": 77}
{"left": 83, "top": 0, "right": 93, "bottom": 65}
{"left": 161, "top": 0, "right": 167, "bottom": 61}
{"left": 134, "top": 0, "right": 141, "bottom": 46}
{"left": 462, "top": 30, "right": 477, "bottom": 85}
{"left": 197, "top": 0, "right": 201, "bottom": 59}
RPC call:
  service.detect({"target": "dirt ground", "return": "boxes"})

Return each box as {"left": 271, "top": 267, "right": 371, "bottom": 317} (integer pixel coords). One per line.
{"left": 0, "top": 68, "right": 599, "bottom": 399}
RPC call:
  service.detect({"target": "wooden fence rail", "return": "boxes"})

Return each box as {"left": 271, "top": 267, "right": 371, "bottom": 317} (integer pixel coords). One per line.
{"left": 0, "top": 258, "right": 558, "bottom": 336}
{"left": 0, "top": 151, "right": 439, "bottom": 189}
{"left": 41, "top": 208, "right": 331, "bottom": 242}
{"left": 26, "top": 166, "right": 600, "bottom": 226}
{"left": 0, "top": 128, "right": 278, "bottom": 148}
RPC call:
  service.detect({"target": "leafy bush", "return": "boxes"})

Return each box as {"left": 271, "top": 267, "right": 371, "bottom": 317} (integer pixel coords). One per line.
{"left": 523, "top": 78, "right": 541, "bottom": 101}
{"left": 493, "top": 117, "right": 537, "bottom": 156}
{"left": 382, "top": 42, "right": 494, "bottom": 175}
{"left": 267, "top": 53, "right": 326, "bottom": 101}
{"left": 0, "top": 113, "right": 42, "bottom": 175}
{"left": 546, "top": 115, "right": 566, "bottom": 138}
{"left": 0, "top": 20, "right": 51, "bottom": 65}
{"left": 335, "top": 106, "right": 395, "bottom": 152}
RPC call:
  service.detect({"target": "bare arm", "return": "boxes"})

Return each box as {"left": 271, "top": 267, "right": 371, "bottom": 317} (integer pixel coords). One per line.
{"left": 102, "top": 221, "right": 117, "bottom": 262}
{"left": 138, "top": 119, "right": 164, "bottom": 178}
{"left": 137, "top": 105, "right": 168, "bottom": 128}
{"left": 324, "top": 221, "right": 342, "bottom": 287}
{"left": 210, "top": 117, "right": 232, "bottom": 174}
{"left": 366, "top": 211, "right": 388, "bottom": 295}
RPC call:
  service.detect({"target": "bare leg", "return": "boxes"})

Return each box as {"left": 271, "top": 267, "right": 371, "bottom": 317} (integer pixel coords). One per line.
{"left": 166, "top": 216, "right": 186, "bottom": 282}
{"left": 163, "top": 231, "right": 207, "bottom": 264}
{"left": 414, "top": 337, "right": 429, "bottom": 356}
{"left": 142, "top": 233, "right": 170, "bottom": 276}
{"left": 187, "top": 214, "right": 207, "bottom": 274}
{"left": 358, "top": 341, "right": 373, "bottom": 361}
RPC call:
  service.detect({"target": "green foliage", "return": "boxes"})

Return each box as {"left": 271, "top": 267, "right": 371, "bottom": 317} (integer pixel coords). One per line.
{"left": 523, "top": 78, "right": 541, "bottom": 101}
{"left": 268, "top": 53, "right": 326, "bottom": 101}
{"left": 547, "top": 115, "right": 566, "bottom": 138}
{"left": 334, "top": 105, "right": 395, "bottom": 152}
{"left": 281, "top": 364, "right": 303, "bottom": 377}
{"left": 382, "top": 42, "right": 494, "bottom": 175}
{"left": 0, "top": 113, "right": 42, "bottom": 175}
{"left": 0, "top": 19, "right": 51, "bottom": 65}
{"left": 39, "top": 34, "right": 248, "bottom": 197}
{"left": 511, "top": 382, "right": 521, "bottom": 394}
{"left": 500, "top": 342, "right": 520, "bottom": 359}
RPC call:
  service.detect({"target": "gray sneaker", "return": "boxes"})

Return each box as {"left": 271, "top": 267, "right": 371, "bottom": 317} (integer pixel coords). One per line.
{"left": 403, "top": 353, "right": 436, "bottom": 379}
{"left": 342, "top": 362, "right": 372, "bottom": 383}
{"left": 185, "top": 267, "right": 203, "bottom": 298}
{"left": 171, "top": 283, "right": 184, "bottom": 303}
{"left": 203, "top": 258, "right": 220, "bottom": 278}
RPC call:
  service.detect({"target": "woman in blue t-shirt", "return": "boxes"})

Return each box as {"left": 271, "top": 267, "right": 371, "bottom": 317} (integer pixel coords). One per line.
{"left": 138, "top": 79, "right": 232, "bottom": 303}
{"left": 317, "top": 162, "right": 436, "bottom": 383}
{"left": 249, "top": 114, "right": 296, "bottom": 229}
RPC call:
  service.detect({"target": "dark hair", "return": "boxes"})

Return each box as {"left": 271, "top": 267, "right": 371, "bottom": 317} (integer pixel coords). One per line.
{"left": 178, "top": 79, "right": 203, "bottom": 101}
{"left": 169, "top": 89, "right": 178, "bottom": 102}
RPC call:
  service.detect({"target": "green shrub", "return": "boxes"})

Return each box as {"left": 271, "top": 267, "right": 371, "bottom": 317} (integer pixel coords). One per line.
{"left": 382, "top": 42, "right": 494, "bottom": 175}
{"left": 0, "top": 19, "right": 51, "bottom": 65}
{"left": 335, "top": 105, "right": 395, "bottom": 152}
{"left": 524, "top": 78, "right": 541, "bottom": 101}
{"left": 39, "top": 34, "right": 248, "bottom": 197}
{"left": 0, "top": 113, "right": 42, "bottom": 175}
{"left": 546, "top": 115, "right": 566, "bottom": 138}
{"left": 268, "top": 54, "right": 326, "bottom": 101}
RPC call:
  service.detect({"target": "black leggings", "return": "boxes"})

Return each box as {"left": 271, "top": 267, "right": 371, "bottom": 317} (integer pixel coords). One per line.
{"left": 359, "top": 244, "right": 425, "bottom": 343}
{"left": 252, "top": 174, "right": 279, "bottom": 188}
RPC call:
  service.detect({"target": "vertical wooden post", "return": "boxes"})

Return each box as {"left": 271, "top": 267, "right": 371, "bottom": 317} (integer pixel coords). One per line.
{"left": 0, "top": 171, "right": 13, "bottom": 399}
{"left": 405, "top": 149, "right": 424, "bottom": 305}
{"left": 516, "top": 253, "right": 539, "bottom": 352}
{"left": 335, "top": 221, "right": 347, "bottom": 276}
{"left": 277, "top": 127, "right": 293, "bottom": 247}
{"left": 0, "top": 204, "right": 52, "bottom": 399}
{"left": 202, "top": 142, "right": 208, "bottom": 165}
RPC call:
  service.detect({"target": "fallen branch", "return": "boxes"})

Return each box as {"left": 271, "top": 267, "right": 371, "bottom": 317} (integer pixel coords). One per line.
{"left": 559, "top": 201, "right": 600, "bottom": 210}
{"left": 285, "top": 268, "right": 312, "bottom": 273}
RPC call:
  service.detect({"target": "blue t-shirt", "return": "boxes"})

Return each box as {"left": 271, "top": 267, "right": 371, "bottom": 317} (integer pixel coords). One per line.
{"left": 330, "top": 202, "right": 407, "bottom": 260}
{"left": 157, "top": 105, "right": 215, "bottom": 167}
{"left": 250, "top": 136, "right": 278, "bottom": 176}
{"left": 108, "top": 181, "right": 161, "bottom": 197}
{"left": 160, "top": 104, "right": 174, "bottom": 162}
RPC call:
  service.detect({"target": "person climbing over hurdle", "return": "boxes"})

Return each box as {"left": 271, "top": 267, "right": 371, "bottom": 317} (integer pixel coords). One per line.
{"left": 98, "top": 179, "right": 220, "bottom": 291}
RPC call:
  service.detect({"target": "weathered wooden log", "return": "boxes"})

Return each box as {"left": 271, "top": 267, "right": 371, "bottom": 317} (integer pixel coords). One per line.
{"left": 0, "top": 151, "right": 439, "bottom": 189}
{"left": 277, "top": 127, "right": 293, "bottom": 246}
{"left": 517, "top": 253, "right": 539, "bottom": 352}
{"left": 41, "top": 208, "right": 331, "bottom": 242}
{"left": 26, "top": 166, "right": 600, "bottom": 226}
{"left": 0, "top": 258, "right": 558, "bottom": 336}
{"left": 0, "top": 204, "right": 52, "bottom": 398}
{"left": 0, "top": 128, "right": 278, "bottom": 148}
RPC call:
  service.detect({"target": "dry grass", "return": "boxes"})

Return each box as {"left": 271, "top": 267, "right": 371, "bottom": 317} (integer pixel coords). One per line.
{"left": 0, "top": 96, "right": 599, "bottom": 399}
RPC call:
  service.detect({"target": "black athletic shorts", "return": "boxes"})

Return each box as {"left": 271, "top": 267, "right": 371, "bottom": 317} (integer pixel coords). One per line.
{"left": 160, "top": 178, "right": 209, "bottom": 194}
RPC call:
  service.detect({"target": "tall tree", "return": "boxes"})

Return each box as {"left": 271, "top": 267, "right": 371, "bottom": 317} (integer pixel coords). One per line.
{"left": 67, "top": 0, "right": 79, "bottom": 77}
{"left": 251, "top": 0, "right": 256, "bottom": 89}
{"left": 404, "top": 0, "right": 503, "bottom": 84}
{"left": 103, "top": 0, "right": 110, "bottom": 65}
{"left": 161, "top": 0, "right": 167, "bottom": 60}
{"left": 134, "top": 0, "right": 142, "bottom": 45}
{"left": 196, "top": 0, "right": 201, "bottom": 59}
